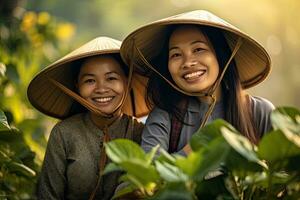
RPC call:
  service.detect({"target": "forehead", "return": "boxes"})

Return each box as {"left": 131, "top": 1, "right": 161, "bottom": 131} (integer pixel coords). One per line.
{"left": 80, "top": 56, "right": 124, "bottom": 74}
{"left": 169, "top": 25, "right": 208, "bottom": 46}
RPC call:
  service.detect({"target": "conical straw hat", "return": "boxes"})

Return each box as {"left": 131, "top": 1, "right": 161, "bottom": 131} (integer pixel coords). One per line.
{"left": 121, "top": 10, "right": 271, "bottom": 89}
{"left": 27, "top": 36, "right": 149, "bottom": 119}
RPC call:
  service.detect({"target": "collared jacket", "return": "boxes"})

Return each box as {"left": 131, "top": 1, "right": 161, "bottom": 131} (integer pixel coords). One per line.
{"left": 141, "top": 96, "right": 274, "bottom": 156}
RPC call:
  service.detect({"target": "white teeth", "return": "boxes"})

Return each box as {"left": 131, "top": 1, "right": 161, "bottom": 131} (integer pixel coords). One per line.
{"left": 94, "top": 97, "right": 113, "bottom": 103}
{"left": 184, "top": 71, "right": 205, "bottom": 79}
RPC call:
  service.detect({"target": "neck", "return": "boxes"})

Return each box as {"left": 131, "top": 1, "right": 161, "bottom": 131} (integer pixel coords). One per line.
{"left": 197, "top": 85, "right": 222, "bottom": 104}
{"left": 89, "top": 110, "right": 122, "bottom": 130}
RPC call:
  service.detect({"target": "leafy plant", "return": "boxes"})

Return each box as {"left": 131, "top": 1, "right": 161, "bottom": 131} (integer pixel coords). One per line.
{"left": 0, "top": 110, "right": 38, "bottom": 199}
{"left": 104, "top": 107, "right": 300, "bottom": 200}
{"left": 1, "top": 2, "right": 77, "bottom": 164}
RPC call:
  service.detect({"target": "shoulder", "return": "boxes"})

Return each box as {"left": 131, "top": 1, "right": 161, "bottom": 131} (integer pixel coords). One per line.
{"left": 146, "top": 106, "right": 170, "bottom": 124}
{"left": 123, "top": 114, "right": 145, "bottom": 130}
{"left": 53, "top": 113, "right": 85, "bottom": 129}
{"left": 249, "top": 95, "right": 275, "bottom": 137}
{"left": 143, "top": 106, "right": 172, "bottom": 134}
{"left": 122, "top": 114, "right": 145, "bottom": 144}
{"left": 250, "top": 96, "right": 275, "bottom": 116}
{"left": 50, "top": 113, "right": 86, "bottom": 139}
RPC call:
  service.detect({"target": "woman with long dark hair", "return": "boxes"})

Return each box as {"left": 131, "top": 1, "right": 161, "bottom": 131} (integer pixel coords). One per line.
{"left": 120, "top": 10, "right": 274, "bottom": 155}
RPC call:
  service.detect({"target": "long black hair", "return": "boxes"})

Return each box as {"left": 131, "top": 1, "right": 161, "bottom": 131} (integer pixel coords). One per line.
{"left": 146, "top": 25, "right": 258, "bottom": 144}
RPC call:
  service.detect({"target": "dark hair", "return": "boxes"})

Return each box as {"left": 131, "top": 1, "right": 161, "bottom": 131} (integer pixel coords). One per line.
{"left": 68, "top": 53, "right": 128, "bottom": 115}
{"left": 146, "top": 25, "right": 259, "bottom": 144}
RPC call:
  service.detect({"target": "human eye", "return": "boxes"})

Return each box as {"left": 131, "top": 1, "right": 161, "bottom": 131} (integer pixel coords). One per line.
{"left": 107, "top": 74, "right": 119, "bottom": 81}
{"left": 83, "top": 78, "right": 95, "bottom": 84}
{"left": 194, "top": 47, "right": 205, "bottom": 53}
{"left": 108, "top": 77, "right": 117, "bottom": 81}
{"left": 169, "top": 52, "right": 181, "bottom": 59}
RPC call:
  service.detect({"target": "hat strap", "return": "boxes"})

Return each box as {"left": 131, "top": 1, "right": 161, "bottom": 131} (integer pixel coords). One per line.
{"left": 133, "top": 36, "right": 243, "bottom": 129}
{"left": 48, "top": 78, "right": 123, "bottom": 125}
{"left": 88, "top": 126, "right": 110, "bottom": 200}
{"left": 207, "top": 37, "right": 243, "bottom": 96}
{"left": 48, "top": 78, "right": 107, "bottom": 115}
{"left": 134, "top": 42, "right": 208, "bottom": 98}
{"left": 198, "top": 37, "right": 243, "bottom": 129}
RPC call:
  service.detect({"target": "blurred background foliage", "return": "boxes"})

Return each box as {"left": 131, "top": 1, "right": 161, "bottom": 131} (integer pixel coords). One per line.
{"left": 0, "top": 0, "right": 299, "bottom": 198}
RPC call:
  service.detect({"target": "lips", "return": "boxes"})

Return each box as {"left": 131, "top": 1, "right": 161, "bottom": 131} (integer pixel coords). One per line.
{"left": 182, "top": 69, "right": 206, "bottom": 81}
{"left": 92, "top": 96, "right": 114, "bottom": 104}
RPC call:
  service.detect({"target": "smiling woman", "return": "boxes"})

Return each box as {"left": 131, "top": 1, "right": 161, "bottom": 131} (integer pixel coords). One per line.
{"left": 27, "top": 37, "right": 148, "bottom": 199}
{"left": 120, "top": 10, "right": 275, "bottom": 156}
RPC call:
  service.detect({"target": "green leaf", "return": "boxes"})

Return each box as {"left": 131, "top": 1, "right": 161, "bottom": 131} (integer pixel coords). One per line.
{"left": 156, "top": 148, "right": 176, "bottom": 164}
{"left": 0, "top": 110, "right": 11, "bottom": 132}
{"left": 119, "top": 173, "right": 145, "bottom": 191}
{"left": 105, "top": 139, "right": 147, "bottom": 164}
{"left": 155, "top": 160, "right": 189, "bottom": 182}
{"left": 221, "top": 127, "right": 267, "bottom": 169}
{"left": 0, "top": 150, "right": 11, "bottom": 162}
{"left": 272, "top": 106, "right": 300, "bottom": 121}
{"left": 195, "top": 174, "right": 231, "bottom": 199}
{"left": 145, "top": 144, "right": 159, "bottom": 165}
{"left": 271, "top": 107, "right": 300, "bottom": 147}
{"left": 0, "top": 128, "right": 22, "bottom": 142}
{"left": 150, "top": 182, "right": 195, "bottom": 200}
{"left": 190, "top": 119, "right": 230, "bottom": 151}
{"left": 258, "top": 130, "right": 300, "bottom": 166}
{"left": 7, "top": 162, "right": 36, "bottom": 177}
{"left": 112, "top": 183, "right": 138, "bottom": 200}
{"left": 193, "top": 137, "right": 231, "bottom": 181}
{"left": 175, "top": 151, "right": 203, "bottom": 177}
{"left": 103, "top": 162, "right": 123, "bottom": 175}
{"left": 119, "top": 173, "right": 156, "bottom": 196}
{"left": 119, "top": 160, "right": 159, "bottom": 185}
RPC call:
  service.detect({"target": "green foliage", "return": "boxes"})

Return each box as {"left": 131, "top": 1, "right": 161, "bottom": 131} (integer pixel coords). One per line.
{"left": 0, "top": 2, "right": 76, "bottom": 198}
{"left": 0, "top": 110, "right": 38, "bottom": 199}
{"left": 0, "top": 2, "right": 76, "bottom": 163}
{"left": 105, "top": 107, "right": 300, "bottom": 200}
{"left": 104, "top": 140, "right": 159, "bottom": 196}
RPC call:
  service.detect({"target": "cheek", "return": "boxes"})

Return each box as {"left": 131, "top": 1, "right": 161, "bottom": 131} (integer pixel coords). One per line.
{"left": 212, "top": 60, "right": 220, "bottom": 76}
{"left": 78, "top": 85, "right": 91, "bottom": 97}
{"left": 206, "top": 56, "right": 219, "bottom": 74}
{"left": 113, "top": 81, "right": 126, "bottom": 95}
{"left": 168, "top": 62, "right": 178, "bottom": 78}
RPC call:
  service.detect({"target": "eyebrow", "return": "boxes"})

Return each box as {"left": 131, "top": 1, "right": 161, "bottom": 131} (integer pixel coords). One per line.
{"left": 80, "top": 71, "right": 121, "bottom": 77}
{"left": 169, "top": 40, "right": 206, "bottom": 51}
{"left": 79, "top": 73, "right": 95, "bottom": 78}
{"left": 106, "top": 71, "right": 123, "bottom": 77}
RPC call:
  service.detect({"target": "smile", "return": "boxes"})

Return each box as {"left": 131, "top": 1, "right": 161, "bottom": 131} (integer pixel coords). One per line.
{"left": 183, "top": 70, "right": 206, "bottom": 80}
{"left": 93, "top": 97, "right": 113, "bottom": 103}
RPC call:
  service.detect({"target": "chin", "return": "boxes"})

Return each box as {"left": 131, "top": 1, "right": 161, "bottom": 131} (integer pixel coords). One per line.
{"left": 99, "top": 109, "right": 114, "bottom": 115}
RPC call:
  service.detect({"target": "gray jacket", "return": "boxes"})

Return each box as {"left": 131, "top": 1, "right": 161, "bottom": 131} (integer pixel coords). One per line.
{"left": 141, "top": 96, "right": 274, "bottom": 156}
{"left": 37, "top": 113, "right": 143, "bottom": 200}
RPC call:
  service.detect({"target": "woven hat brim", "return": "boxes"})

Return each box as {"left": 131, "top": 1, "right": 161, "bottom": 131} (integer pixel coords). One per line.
{"left": 27, "top": 37, "right": 149, "bottom": 119}
{"left": 121, "top": 10, "right": 271, "bottom": 89}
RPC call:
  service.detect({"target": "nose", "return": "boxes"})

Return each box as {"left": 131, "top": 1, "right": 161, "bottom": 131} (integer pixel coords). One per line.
{"left": 94, "top": 81, "right": 110, "bottom": 93}
{"left": 182, "top": 53, "right": 197, "bottom": 69}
